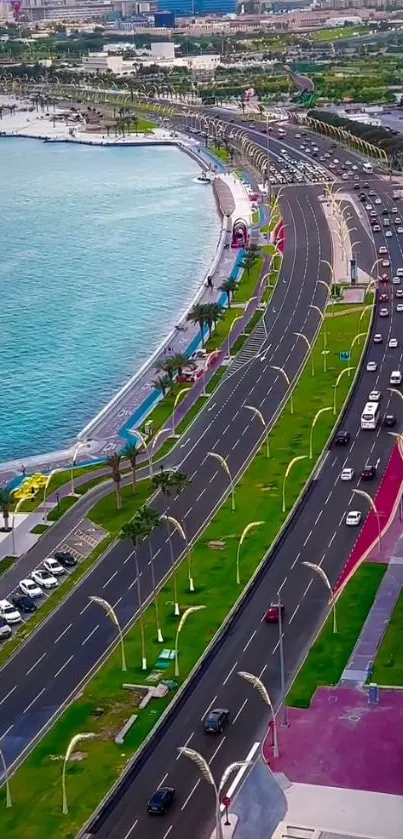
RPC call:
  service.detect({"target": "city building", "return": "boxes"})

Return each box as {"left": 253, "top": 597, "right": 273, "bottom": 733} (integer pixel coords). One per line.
{"left": 154, "top": 8, "right": 175, "bottom": 24}
{"left": 155, "top": 0, "right": 237, "bottom": 15}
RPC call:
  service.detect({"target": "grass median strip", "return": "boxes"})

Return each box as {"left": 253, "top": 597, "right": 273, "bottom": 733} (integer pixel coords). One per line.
{"left": 0, "top": 306, "right": 372, "bottom": 837}
{"left": 372, "top": 589, "right": 403, "bottom": 686}
{"left": 287, "top": 563, "right": 386, "bottom": 709}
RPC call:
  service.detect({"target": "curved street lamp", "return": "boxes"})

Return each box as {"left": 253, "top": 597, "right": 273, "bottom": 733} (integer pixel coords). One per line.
{"left": 174, "top": 605, "right": 205, "bottom": 677}
{"left": 0, "top": 747, "right": 11, "bottom": 808}
{"left": 309, "top": 407, "right": 332, "bottom": 459}
{"left": 62, "top": 732, "right": 95, "bottom": 814}
{"left": 309, "top": 304, "right": 328, "bottom": 372}
{"left": 245, "top": 405, "right": 270, "bottom": 457}
{"left": 294, "top": 332, "right": 314, "bottom": 376}
{"left": 164, "top": 514, "right": 195, "bottom": 592}
{"left": 353, "top": 488, "right": 381, "bottom": 553}
{"left": 172, "top": 387, "right": 191, "bottom": 438}
{"left": 43, "top": 467, "right": 62, "bottom": 522}
{"left": 89, "top": 596, "right": 127, "bottom": 672}
{"left": 302, "top": 561, "right": 337, "bottom": 634}
{"left": 282, "top": 455, "right": 306, "bottom": 513}
{"left": 236, "top": 521, "right": 263, "bottom": 585}
{"left": 178, "top": 747, "right": 250, "bottom": 839}
{"left": 129, "top": 428, "right": 153, "bottom": 479}
{"left": 227, "top": 315, "right": 243, "bottom": 359}
{"left": 207, "top": 451, "right": 235, "bottom": 511}
{"left": 70, "top": 441, "right": 86, "bottom": 495}
{"left": 160, "top": 513, "right": 181, "bottom": 616}
{"left": 333, "top": 367, "right": 355, "bottom": 413}
{"left": 271, "top": 365, "right": 293, "bottom": 414}
{"left": 237, "top": 670, "right": 279, "bottom": 757}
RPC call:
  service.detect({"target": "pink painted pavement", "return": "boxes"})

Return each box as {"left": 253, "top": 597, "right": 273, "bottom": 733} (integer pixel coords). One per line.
{"left": 335, "top": 444, "right": 403, "bottom": 592}
{"left": 274, "top": 219, "right": 285, "bottom": 254}
{"left": 264, "top": 687, "right": 403, "bottom": 795}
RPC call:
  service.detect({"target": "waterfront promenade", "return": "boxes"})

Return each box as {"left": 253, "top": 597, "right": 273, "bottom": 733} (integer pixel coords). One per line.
{"left": 0, "top": 100, "right": 254, "bottom": 483}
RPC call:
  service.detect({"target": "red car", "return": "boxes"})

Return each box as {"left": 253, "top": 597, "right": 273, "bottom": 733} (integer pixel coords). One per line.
{"left": 264, "top": 604, "right": 284, "bottom": 623}
{"left": 379, "top": 293, "right": 388, "bottom": 303}
{"left": 379, "top": 274, "right": 389, "bottom": 283}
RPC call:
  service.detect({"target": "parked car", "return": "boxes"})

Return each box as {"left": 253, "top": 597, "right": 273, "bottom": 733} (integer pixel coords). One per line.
{"left": 0, "top": 599, "right": 22, "bottom": 624}
{"left": 31, "top": 569, "right": 58, "bottom": 590}
{"left": 44, "top": 557, "right": 65, "bottom": 576}
{"left": 54, "top": 551, "right": 77, "bottom": 568}
{"left": 19, "top": 578, "right": 43, "bottom": 598}
{"left": 147, "top": 787, "right": 175, "bottom": 816}
{"left": 11, "top": 594, "right": 37, "bottom": 614}
{"left": 0, "top": 617, "right": 12, "bottom": 641}
{"left": 203, "top": 708, "right": 230, "bottom": 734}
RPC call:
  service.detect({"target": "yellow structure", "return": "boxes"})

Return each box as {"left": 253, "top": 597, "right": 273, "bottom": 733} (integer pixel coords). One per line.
{"left": 14, "top": 473, "right": 47, "bottom": 501}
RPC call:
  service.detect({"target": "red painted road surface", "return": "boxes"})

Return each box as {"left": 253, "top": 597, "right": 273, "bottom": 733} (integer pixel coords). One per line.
{"left": 264, "top": 686, "right": 403, "bottom": 795}
{"left": 274, "top": 219, "right": 285, "bottom": 255}
{"left": 335, "top": 444, "right": 403, "bottom": 593}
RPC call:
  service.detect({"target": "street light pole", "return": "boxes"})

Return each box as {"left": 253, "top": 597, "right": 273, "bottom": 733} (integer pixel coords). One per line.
{"left": 172, "top": 387, "right": 191, "bottom": 437}
{"left": 236, "top": 521, "right": 263, "bottom": 585}
{"left": 271, "top": 365, "right": 293, "bottom": 414}
{"left": 294, "top": 332, "right": 314, "bottom": 376}
{"left": 245, "top": 404, "right": 270, "bottom": 456}
{"left": 227, "top": 315, "right": 243, "bottom": 360}
{"left": 164, "top": 514, "right": 195, "bottom": 593}
{"left": 207, "top": 451, "right": 235, "bottom": 511}
{"left": 303, "top": 561, "right": 337, "bottom": 634}
{"left": 309, "top": 406, "right": 332, "bottom": 459}
{"left": 282, "top": 455, "right": 306, "bottom": 513}
{"left": 62, "top": 733, "right": 95, "bottom": 814}
{"left": 353, "top": 489, "right": 381, "bottom": 553}
{"left": 309, "top": 304, "right": 328, "bottom": 372}
{"left": 160, "top": 514, "right": 181, "bottom": 616}
{"left": 70, "top": 442, "right": 86, "bottom": 495}
{"left": 174, "top": 605, "right": 205, "bottom": 677}
{"left": 89, "top": 596, "right": 127, "bottom": 672}
{"left": 0, "top": 747, "right": 12, "bottom": 808}
{"left": 237, "top": 671, "right": 279, "bottom": 756}
{"left": 333, "top": 367, "right": 355, "bottom": 413}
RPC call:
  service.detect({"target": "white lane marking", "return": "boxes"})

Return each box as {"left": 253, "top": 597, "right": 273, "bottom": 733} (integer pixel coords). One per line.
{"left": 303, "top": 580, "right": 313, "bottom": 597}
{"left": 0, "top": 686, "right": 16, "bottom": 707}
{"left": 79, "top": 602, "right": 91, "bottom": 616}
{"left": 223, "top": 661, "right": 238, "bottom": 686}
{"left": 128, "top": 578, "right": 138, "bottom": 591}
{"left": 242, "top": 630, "right": 256, "bottom": 652}
{"left": 196, "top": 488, "right": 206, "bottom": 501}
{"left": 54, "top": 622, "right": 72, "bottom": 644}
{"left": 315, "top": 510, "right": 322, "bottom": 525}
{"left": 81, "top": 625, "right": 99, "bottom": 646}
{"left": 0, "top": 724, "right": 13, "bottom": 740}
{"left": 162, "top": 827, "right": 173, "bottom": 839}
{"left": 102, "top": 569, "right": 118, "bottom": 589}
{"left": 23, "top": 688, "right": 45, "bottom": 714}
{"left": 54, "top": 655, "right": 74, "bottom": 678}
{"left": 325, "top": 491, "right": 332, "bottom": 505}
{"left": 157, "top": 772, "right": 169, "bottom": 788}
{"left": 302, "top": 530, "right": 312, "bottom": 546}
{"left": 123, "top": 819, "right": 139, "bottom": 839}
{"left": 210, "top": 736, "right": 226, "bottom": 763}
{"left": 220, "top": 741, "right": 260, "bottom": 809}
{"left": 25, "top": 651, "right": 47, "bottom": 676}
{"left": 113, "top": 596, "right": 122, "bottom": 609}
{"left": 259, "top": 663, "right": 267, "bottom": 679}
{"left": 232, "top": 698, "right": 248, "bottom": 725}
{"left": 176, "top": 731, "right": 194, "bottom": 760}
{"left": 289, "top": 604, "right": 300, "bottom": 624}
{"left": 291, "top": 551, "right": 300, "bottom": 569}
{"left": 201, "top": 695, "right": 217, "bottom": 720}
{"left": 181, "top": 780, "right": 200, "bottom": 811}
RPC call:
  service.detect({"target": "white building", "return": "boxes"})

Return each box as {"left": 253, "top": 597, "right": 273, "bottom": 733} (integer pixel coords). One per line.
{"left": 150, "top": 41, "right": 174, "bottom": 60}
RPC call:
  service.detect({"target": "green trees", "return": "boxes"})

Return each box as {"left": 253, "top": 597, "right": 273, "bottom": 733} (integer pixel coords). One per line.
{"left": 121, "top": 441, "right": 138, "bottom": 493}
{"left": 0, "top": 489, "right": 13, "bottom": 530}
{"left": 242, "top": 244, "right": 261, "bottom": 278}
{"left": 155, "top": 353, "right": 191, "bottom": 381}
{"left": 106, "top": 452, "right": 122, "bottom": 510}
{"left": 152, "top": 374, "right": 170, "bottom": 396}
{"left": 187, "top": 303, "right": 207, "bottom": 343}
{"left": 186, "top": 302, "right": 225, "bottom": 344}
{"left": 219, "top": 278, "right": 237, "bottom": 308}
{"left": 120, "top": 515, "right": 148, "bottom": 669}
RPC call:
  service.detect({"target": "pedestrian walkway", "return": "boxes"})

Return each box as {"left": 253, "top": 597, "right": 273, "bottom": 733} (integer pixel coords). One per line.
{"left": 230, "top": 757, "right": 286, "bottom": 839}
{"left": 225, "top": 320, "right": 267, "bottom": 376}
{"left": 341, "top": 561, "right": 403, "bottom": 686}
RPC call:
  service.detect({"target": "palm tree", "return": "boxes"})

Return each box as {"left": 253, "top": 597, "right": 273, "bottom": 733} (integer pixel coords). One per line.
{"left": 121, "top": 441, "right": 138, "bottom": 493}
{"left": 155, "top": 353, "right": 191, "bottom": 382}
{"left": 171, "top": 470, "right": 191, "bottom": 496}
{"left": 120, "top": 516, "right": 148, "bottom": 670}
{"left": 0, "top": 489, "right": 13, "bottom": 531}
{"left": 204, "top": 302, "right": 224, "bottom": 336}
{"left": 152, "top": 375, "right": 170, "bottom": 396}
{"left": 242, "top": 248, "right": 259, "bottom": 278}
{"left": 137, "top": 505, "right": 164, "bottom": 642}
{"left": 219, "top": 278, "right": 237, "bottom": 308}
{"left": 187, "top": 303, "right": 206, "bottom": 344}
{"left": 106, "top": 452, "right": 122, "bottom": 510}
{"left": 151, "top": 467, "right": 173, "bottom": 496}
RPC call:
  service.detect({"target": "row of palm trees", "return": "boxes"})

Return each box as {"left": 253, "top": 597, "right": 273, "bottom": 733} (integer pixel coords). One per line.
{"left": 120, "top": 469, "right": 192, "bottom": 656}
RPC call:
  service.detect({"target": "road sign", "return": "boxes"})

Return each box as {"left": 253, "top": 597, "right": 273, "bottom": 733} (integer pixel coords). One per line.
{"left": 221, "top": 795, "right": 231, "bottom": 807}
{"left": 340, "top": 351, "right": 351, "bottom": 362}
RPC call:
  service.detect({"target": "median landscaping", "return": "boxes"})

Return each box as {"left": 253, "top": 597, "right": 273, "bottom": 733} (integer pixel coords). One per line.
{"left": 0, "top": 304, "right": 373, "bottom": 837}
{"left": 372, "top": 590, "right": 403, "bottom": 686}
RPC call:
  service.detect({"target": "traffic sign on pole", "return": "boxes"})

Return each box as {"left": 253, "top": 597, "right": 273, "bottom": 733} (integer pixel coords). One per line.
{"left": 340, "top": 351, "right": 351, "bottom": 362}
{"left": 221, "top": 796, "right": 231, "bottom": 807}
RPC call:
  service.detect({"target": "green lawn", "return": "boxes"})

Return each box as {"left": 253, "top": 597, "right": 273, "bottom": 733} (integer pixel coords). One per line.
{"left": 0, "top": 307, "right": 373, "bottom": 837}
{"left": 89, "top": 480, "right": 152, "bottom": 538}
{"left": 235, "top": 256, "right": 264, "bottom": 304}
{"left": 211, "top": 145, "right": 231, "bottom": 164}
{"left": 31, "top": 524, "right": 51, "bottom": 535}
{"left": 372, "top": 589, "right": 403, "bottom": 685}
{"left": 288, "top": 563, "right": 386, "bottom": 709}
{"left": 0, "top": 557, "right": 15, "bottom": 576}
{"left": 47, "top": 496, "right": 77, "bottom": 522}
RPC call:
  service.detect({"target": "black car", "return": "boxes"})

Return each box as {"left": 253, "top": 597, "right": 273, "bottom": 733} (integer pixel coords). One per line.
{"left": 382, "top": 208, "right": 389, "bottom": 216}
{"left": 147, "top": 787, "right": 175, "bottom": 815}
{"left": 384, "top": 414, "right": 396, "bottom": 427}
{"left": 334, "top": 430, "right": 350, "bottom": 446}
{"left": 354, "top": 183, "right": 360, "bottom": 190}
{"left": 0, "top": 617, "right": 12, "bottom": 640}
{"left": 12, "top": 594, "right": 37, "bottom": 614}
{"left": 203, "top": 707, "right": 230, "bottom": 734}
{"left": 54, "top": 551, "right": 77, "bottom": 568}
{"left": 359, "top": 194, "right": 367, "bottom": 202}
{"left": 361, "top": 465, "right": 377, "bottom": 481}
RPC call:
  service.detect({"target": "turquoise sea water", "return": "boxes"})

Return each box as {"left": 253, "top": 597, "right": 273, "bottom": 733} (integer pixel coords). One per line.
{"left": 0, "top": 139, "right": 219, "bottom": 463}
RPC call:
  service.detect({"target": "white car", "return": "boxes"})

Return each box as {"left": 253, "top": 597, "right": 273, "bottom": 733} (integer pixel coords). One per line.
{"left": 43, "top": 557, "right": 65, "bottom": 576}
{"left": 373, "top": 333, "right": 383, "bottom": 343}
{"left": 378, "top": 246, "right": 388, "bottom": 254}
{"left": 398, "top": 227, "right": 403, "bottom": 234}
{"left": 392, "top": 206, "right": 398, "bottom": 213}
{"left": 366, "top": 361, "right": 377, "bottom": 372}
{"left": 19, "top": 578, "right": 43, "bottom": 598}
{"left": 397, "top": 268, "right": 403, "bottom": 277}
{"left": 392, "top": 276, "right": 401, "bottom": 285}
{"left": 346, "top": 511, "right": 362, "bottom": 526}
{"left": 397, "top": 303, "right": 403, "bottom": 312}
{"left": 369, "top": 390, "right": 381, "bottom": 402}
{"left": 31, "top": 569, "right": 58, "bottom": 590}
{"left": 386, "top": 230, "right": 393, "bottom": 237}
{"left": 382, "top": 260, "right": 391, "bottom": 267}
{"left": 365, "top": 204, "right": 372, "bottom": 211}
{"left": 341, "top": 467, "right": 354, "bottom": 481}
{"left": 0, "top": 599, "right": 22, "bottom": 625}
{"left": 396, "top": 289, "right": 403, "bottom": 298}
{"left": 379, "top": 308, "right": 389, "bottom": 317}
{"left": 375, "top": 198, "right": 382, "bottom": 204}
{"left": 389, "top": 338, "right": 398, "bottom": 348}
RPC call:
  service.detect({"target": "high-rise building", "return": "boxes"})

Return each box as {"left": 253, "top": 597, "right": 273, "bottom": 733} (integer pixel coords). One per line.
{"left": 156, "top": 0, "right": 237, "bottom": 15}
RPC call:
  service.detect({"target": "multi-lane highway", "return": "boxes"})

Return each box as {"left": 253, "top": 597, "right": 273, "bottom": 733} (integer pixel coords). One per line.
{"left": 0, "top": 190, "right": 332, "bottom": 773}
{"left": 1, "top": 118, "right": 402, "bottom": 839}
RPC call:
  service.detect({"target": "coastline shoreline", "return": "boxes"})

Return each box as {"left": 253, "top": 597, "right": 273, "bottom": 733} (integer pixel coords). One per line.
{"left": 0, "top": 100, "right": 248, "bottom": 477}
